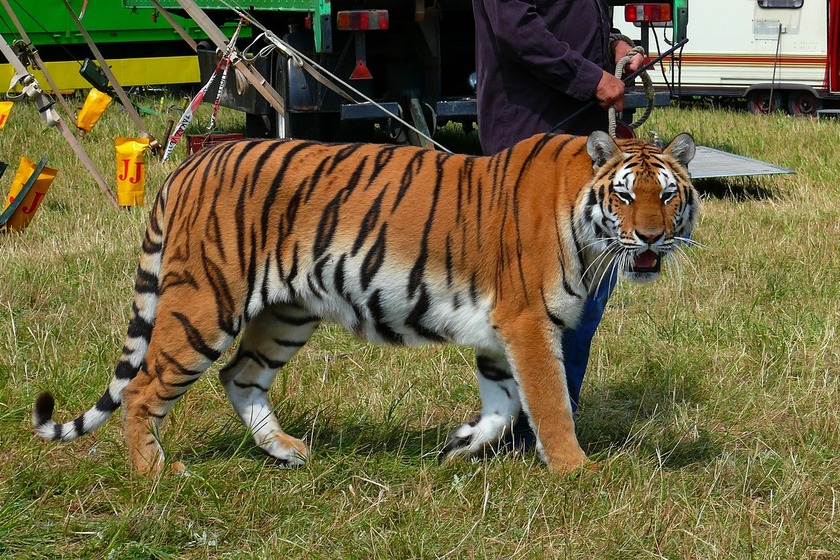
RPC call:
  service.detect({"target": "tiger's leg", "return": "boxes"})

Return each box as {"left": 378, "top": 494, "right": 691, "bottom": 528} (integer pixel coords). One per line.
{"left": 441, "top": 353, "right": 520, "bottom": 461}
{"left": 219, "top": 304, "right": 319, "bottom": 467}
{"left": 121, "top": 298, "right": 239, "bottom": 474}
{"left": 498, "top": 314, "right": 588, "bottom": 473}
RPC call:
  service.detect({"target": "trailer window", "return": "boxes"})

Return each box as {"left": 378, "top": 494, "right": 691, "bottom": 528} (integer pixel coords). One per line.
{"left": 757, "top": 0, "right": 803, "bottom": 8}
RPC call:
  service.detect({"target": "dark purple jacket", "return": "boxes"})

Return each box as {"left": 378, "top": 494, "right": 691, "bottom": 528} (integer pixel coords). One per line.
{"left": 473, "top": 0, "right": 613, "bottom": 154}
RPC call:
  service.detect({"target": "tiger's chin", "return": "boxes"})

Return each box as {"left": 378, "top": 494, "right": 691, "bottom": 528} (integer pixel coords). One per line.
{"left": 625, "top": 249, "right": 663, "bottom": 284}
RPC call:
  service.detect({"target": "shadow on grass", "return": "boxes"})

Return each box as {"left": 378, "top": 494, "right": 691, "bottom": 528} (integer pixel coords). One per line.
{"left": 180, "top": 383, "right": 722, "bottom": 472}
{"left": 694, "top": 176, "right": 777, "bottom": 201}
{"left": 176, "top": 407, "right": 449, "bottom": 467}
{"left": 576, "top": 368, "right": 723, "bottom": 469}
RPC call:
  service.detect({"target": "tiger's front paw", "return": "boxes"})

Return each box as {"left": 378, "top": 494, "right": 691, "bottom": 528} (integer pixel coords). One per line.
{"left": 545, "top": 447, "right": 592, "bottom": 475}
{"left": 258, "top": 432, "right": 309, "bottom": 468}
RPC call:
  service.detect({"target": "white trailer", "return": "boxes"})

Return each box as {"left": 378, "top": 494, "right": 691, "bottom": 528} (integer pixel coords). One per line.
{"left": 641, "top": 0, "right": 840, "bottom": 115}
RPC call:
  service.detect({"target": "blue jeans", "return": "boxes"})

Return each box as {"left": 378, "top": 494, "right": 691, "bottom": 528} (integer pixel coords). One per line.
{"left": 510, "top": 273, "right": 617, "bottom": 443}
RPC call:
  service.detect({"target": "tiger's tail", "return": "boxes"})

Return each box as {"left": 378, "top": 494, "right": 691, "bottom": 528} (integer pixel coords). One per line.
{"left": 33, "top": 184, "right": 170, "bottom": 442}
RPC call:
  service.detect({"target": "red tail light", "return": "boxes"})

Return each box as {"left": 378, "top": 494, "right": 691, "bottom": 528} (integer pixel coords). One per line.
{"left": 336, "top": 10, "right": 389, "bottom": 31}
{"left": 625, "top": 3, "right": 672, "bottom": 23}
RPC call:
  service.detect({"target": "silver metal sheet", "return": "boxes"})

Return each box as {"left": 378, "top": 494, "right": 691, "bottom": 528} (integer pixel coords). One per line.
{"left": 688, "top": 145, "right": 795, "bottom": 180}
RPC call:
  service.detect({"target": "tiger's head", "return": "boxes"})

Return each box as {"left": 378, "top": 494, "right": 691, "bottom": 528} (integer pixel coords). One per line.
{"left": 577, "top": 131, "right": 699, "bottom": 286}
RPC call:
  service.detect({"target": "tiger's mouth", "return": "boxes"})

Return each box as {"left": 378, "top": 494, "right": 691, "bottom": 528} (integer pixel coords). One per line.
{"left": 631, "top": 250, "right": 661, "bottom": 273}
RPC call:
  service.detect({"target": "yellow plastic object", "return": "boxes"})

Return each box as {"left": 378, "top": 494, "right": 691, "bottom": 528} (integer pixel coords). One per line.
{"left": 77, "top": 89, "right": 113, "bottom": 131}
{"left": 2, "top": 157, "right": 57, "bottom": 231}
{"left": 115, "top": 137, "right": 150, "bottom": 207}
{"left": 0, "top": 101, "right": 12, "bottom": 129}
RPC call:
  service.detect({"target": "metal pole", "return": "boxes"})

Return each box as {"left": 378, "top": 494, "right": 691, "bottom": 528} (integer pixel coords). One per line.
{"left": 173, "top": 0, "right": 287, "bottom": 117}
{"left": 62, "top": 0, "right": 160, "bottom": 152}
{"left": 0, "top": 33, "right": 119, "bottom": 207}
{"left": 0, "top": 0, "right": 78, "bottom": 128}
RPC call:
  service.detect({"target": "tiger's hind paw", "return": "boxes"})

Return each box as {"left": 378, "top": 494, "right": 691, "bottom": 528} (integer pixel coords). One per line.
{"left": 440, "top": 415, "right": 509, "bottom": 462}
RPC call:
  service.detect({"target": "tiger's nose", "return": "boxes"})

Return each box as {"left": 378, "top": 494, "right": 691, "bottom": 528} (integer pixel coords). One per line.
{"left": 636, "top": 230, "right": 663, "bottom": 245}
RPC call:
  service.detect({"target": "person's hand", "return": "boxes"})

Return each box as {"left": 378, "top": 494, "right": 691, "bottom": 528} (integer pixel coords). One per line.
{"left": 595, "top": 71, "right": 625, "bottom": 112}
{"left": 612, "top": 40, "right": 645, "bottom": 76}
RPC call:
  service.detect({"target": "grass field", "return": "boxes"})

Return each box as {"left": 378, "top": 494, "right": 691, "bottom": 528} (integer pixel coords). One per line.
{"left": 0, "top": 93, "right": 838, "bottom": 559}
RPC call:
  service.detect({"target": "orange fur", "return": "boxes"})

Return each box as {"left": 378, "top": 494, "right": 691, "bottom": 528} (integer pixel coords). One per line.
{"left": 33, "top": 131, "right": 698, "bottom": 474}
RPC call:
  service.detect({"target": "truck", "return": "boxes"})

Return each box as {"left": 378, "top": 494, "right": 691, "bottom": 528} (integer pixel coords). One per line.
{"left": 0, "top": 0, "right": 243, "bottom": 91}
{"left": 643, "top": 0, "right": 840, "bottom": 115}
{"left": 125, "top": 0, "right": 688, "bottom": 144}
{"left": 2, "top": 0, "right": 687, "bottom": 143}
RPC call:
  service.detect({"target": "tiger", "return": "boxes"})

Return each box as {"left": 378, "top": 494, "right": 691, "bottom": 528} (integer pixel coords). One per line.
{"left": 32, "top": 130, "right": 698, "bottom": 475}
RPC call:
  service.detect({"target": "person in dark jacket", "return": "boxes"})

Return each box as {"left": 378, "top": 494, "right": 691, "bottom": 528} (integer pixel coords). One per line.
{"left": 471, "top": 0, "right": 642, "bottom": 439}
{"left": 474, "top": 0, "right": 642, "bottom": 152}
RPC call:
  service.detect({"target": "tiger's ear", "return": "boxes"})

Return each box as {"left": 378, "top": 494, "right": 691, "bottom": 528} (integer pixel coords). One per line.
{"left": 664, "top": 133, "right": 696, "bottom": 168}
{"left": 586, "top": 130, "right": 620, "bottom": 170}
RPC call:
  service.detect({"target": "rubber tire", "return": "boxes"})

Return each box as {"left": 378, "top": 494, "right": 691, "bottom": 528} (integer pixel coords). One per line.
{"left": 747, "top": 90, "right": 783, "bottom": 115}
{"left": 787, "top": 90, "right": 821, "bottom": 116}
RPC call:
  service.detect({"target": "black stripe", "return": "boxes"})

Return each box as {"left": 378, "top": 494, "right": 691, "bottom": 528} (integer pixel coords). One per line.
{"left": 302, "top": 155, "right": 331, "bottom": 202}
{"left": 368, "top": 145, "right": 398, "bottom": 184}
{"left": 160, "top": 350, "right": 204, "bottom": 377}
{"left": 73, "top": 416, "right": 85, "bottom": 436}
{"left": 273, "top": 338, "right": 306, "bottom": 348}
{"left": 114, "top": 359, "right": 138, "bottom": 381}
{"left": 244, "top": 227, "right": 260, "bottom": 320}
{"left": 260, "top": 141, "right": 313, "bottom": 248}
{"left": 476, "top": 356, "right": 512, "bottom": 381}
{"left": 391, "top": 150, "right": 425, "bottom": 212}
{"left": 352, "top": 185, "right": 387, "bottom": 256}
{"left": 468, "top": 273, "right": 479, "bottom": 306}
{"left": 95, "top": 390, "right": 119, "bottom": 413}
{"left": 334, "top": 253, "right": 347, "bottom": 294}
{"left": 155, "top": 389, "right": 186, "bottom": 402}
{"left": 542, "top": 290, "right": 567, "bottom": 329}
{"left": 202, "top": 245, "right": 239, "bottom": 337}
{"left": 407, "top": 153, "right": 445, "bottom": 298}
{"left": 313, "top": 197, "right": 341, "bottom": 259}
{"left": 126, "top": 309, "right": 153, "bottom": 341}
{"left": 360, "top": 224, "right": 387, "bottom": 292}
{"left": 142, "top": 236, "right": 162, "bottom": 254}
{"left": 368, "top": 289, "right": 403, "bottom": 344}
{"left": 326, "top": 143, "right": 360, "bottom": 174}
{"left": 444, "top": 235, "right": 454, "bottom": 288}
{"left": 171, "top": 312, "right": 221, "bottom": 362}
{"left": 313, "top": 256, "right": 330, "bottom": 293}
{"left": 272, "top": 311, "right": 319, "bottom": 326}
{"left": 249, "top": 141, "right": 290, "bottom": 197}
{"left": 405, "top": 283, "right": 445, "bottom": 342}
{"left": 282, "top": 181, "right": 304, "bottom": 238}
{"left": 233, "top": 380, "right": 270, "bottom": 392}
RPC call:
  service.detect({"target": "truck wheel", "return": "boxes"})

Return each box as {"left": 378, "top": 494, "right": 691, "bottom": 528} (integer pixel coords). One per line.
{"left": 747, "top": 90, "right": 783, "bottom": 115}
{"left": 787, "top": 90, "right": 821, "bottom": 116}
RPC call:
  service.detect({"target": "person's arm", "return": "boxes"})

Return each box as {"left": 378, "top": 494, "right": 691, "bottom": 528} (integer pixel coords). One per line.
{"left": 482, "top": 0, "right": 604, "bottom": 101}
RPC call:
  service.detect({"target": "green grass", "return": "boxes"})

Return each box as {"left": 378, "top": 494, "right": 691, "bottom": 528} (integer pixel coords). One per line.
{"left": 1, "top": 92, "right": 839, "bottom": 558}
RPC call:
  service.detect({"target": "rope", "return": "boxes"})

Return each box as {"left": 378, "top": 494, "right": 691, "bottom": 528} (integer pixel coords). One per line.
{"left": 608, "top": 38, "right": 655, "bottom": 138}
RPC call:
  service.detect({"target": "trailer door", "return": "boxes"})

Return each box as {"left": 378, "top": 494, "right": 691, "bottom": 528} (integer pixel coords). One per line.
{"left": 831, "top": 0, "right": 840, "bottom": 92}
